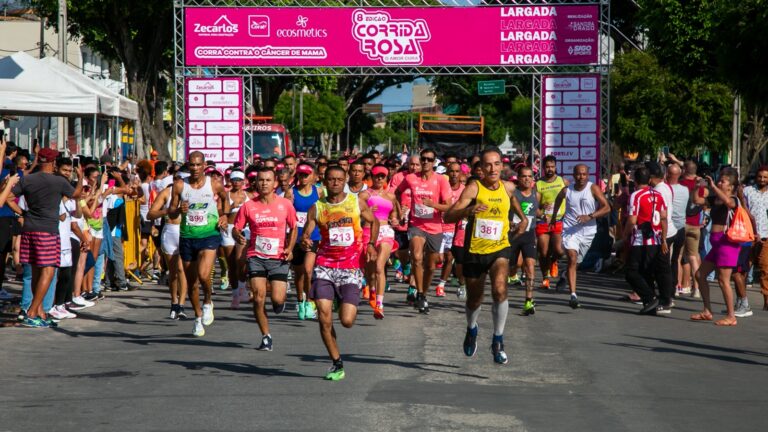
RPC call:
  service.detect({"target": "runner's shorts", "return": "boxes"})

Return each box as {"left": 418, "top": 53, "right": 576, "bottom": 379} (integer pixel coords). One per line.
{"left": 536, "top": 221, "right": 563, "bottom": 236}
{"left": 451, "top": 245, "right": 466, "bottom": 264}
{"left": 310, "top": 265, "right": 363, "bottom": 305}
{"left": 463, "top": 247, "right": 511, "bottom": 279}
{"left": 395, "top": 229, "right": 409, "bottom": 251}
{"left": 247, "top": 256, "right": 289, "bottom": 282}
{"left": 440, "top": 232, "right": 454, "bottom": 253}
{"left": 20, "top": 231, "right": 61, "bottom": 267}
{"left": 509, "top": 231, "right": 536, "bottom": 260}
{"left": 161, "top": 223, "right": 180, "bottom": 256}
{"left": 220, "top": 224, "right": 236, "bottom": 247}
{"left": 291, "top": 240, "right": 319, "bottom": 266}
{"left": 140, "top": 220, "right": 153, "bottom": 236}
{"left": 179, "top": 235, "right": 221, "bottom": 262}
{"left": 562, "top": 230, "right": 596, "bottom": 264}
{"left": 408, "top": 226, "right": 442, "bottom": 253}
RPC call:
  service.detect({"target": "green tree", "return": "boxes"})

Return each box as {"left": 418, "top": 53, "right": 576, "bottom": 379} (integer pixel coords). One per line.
{"left": 610, "top": 50, "right": 731, "bottom": 155}
{"left": 273, "top": 91, "right": 346, "bottom": 155}
{"left": 34, "top": 0, "right": 173, "bottom": 159}
{"left": 640, "top": 0, "right": 768, "bottom": 169}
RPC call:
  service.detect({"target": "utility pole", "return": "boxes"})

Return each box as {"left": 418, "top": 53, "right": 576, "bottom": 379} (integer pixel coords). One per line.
{"left": 299, "top": 89, "right": 304, "bottom": 152}
{"left": 57, "top": 0, "right": 67, "bottom": 151}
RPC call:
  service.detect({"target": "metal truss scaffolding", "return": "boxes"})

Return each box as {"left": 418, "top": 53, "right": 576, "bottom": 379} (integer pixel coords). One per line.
{"left": 174, "top": 0, "right": 611, "bottom": 177}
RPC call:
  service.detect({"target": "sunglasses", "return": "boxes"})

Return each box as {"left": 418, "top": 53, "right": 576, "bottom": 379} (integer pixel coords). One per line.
{"left": 421, "top": 157, "right": 435, "bottom": 163}
{"left": 373, "top": 173, "right": 387, "bottom": 178}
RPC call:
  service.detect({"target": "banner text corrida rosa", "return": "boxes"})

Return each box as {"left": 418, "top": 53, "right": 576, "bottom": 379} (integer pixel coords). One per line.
{"left": 184, "top": 6, "right": 599, "bottom": 67}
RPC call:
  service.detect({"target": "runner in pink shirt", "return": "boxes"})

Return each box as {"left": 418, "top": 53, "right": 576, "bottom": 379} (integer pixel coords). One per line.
{"left": 395, "top": 149, "right": 452, "bottom": 314}
{"left": 233, "top": 167, "right": 297, "bottom": 352}
{"left": 389, "top": 155, "right": 419, "bottom": 291}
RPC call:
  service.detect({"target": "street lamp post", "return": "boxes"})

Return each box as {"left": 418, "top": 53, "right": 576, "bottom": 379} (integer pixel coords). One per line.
{"left": 346, "top": 106, "right": 363, "bottom": 155}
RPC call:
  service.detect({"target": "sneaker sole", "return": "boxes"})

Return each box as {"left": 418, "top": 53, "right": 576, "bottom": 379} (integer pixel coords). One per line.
{"left": 325, "top": 372, "right": 345, "bottom": 381}
{"left": 735, "top": 311, "right": 753, "bottom": 318}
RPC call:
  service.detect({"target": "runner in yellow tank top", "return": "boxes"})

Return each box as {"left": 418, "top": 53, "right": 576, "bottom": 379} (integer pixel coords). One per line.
{"left": 535, "top": 156, "right": 570, "bottom": 288}
{"left": 445, "top": 148, "right": 527, "bottom": 365}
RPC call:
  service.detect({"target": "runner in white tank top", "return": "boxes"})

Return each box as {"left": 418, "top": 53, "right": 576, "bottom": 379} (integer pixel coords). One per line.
{"left": 549, "top": 164, "right": 610, "bottom": 309}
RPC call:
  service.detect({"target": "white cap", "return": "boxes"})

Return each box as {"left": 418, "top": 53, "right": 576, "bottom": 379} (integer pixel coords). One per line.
{"left": 230, "top": 170, "right": 245, "bottom": 180}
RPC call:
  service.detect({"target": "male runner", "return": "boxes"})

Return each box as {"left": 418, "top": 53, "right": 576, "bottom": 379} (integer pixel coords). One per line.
{"left": 550, "top": 164, "right": 610, "bottom": 309}
{"left": 511, "top": 166, "right": 540, "bottom": 315}
{"left": 536, "top": 156, "right": 568, "bottom": 288}
{"left": 436, "top": 162, "right": 465, "bottom": 296}
{"left": 395, "top": 149, "right": 451, "bottom": 314}
{"left": 346, "top": 160, "right": 368, "bottom": 195}
{"left": 290, "top": 162, "right": 322, "bottom": 320}
{"left": 390, "top": 155, "right": 419, "bottom": 292}
{"left": 168, "top": 152, "right": 229, "bottom": 337}
{"left": 445, "top": 148, "right": 527, "bottom": 364}
{"left": 301, "top": 166, "right": 379, "bottom": 380}
{"left": 233, "top": 168, "right": 297, "bottom": 351}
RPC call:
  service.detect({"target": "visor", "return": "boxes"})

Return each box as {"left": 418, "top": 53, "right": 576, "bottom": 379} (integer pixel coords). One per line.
{"left": 372, "top": 166, "right": 389, "bottom": 177}
{"left": 230, "top": 170, "right": 245, "bottom": 180}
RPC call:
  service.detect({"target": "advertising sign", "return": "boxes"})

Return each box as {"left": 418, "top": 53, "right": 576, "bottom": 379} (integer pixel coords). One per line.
{"left": 184, "top": 6, "right": 599, "bottom": 67}
{"left": 541, "top": 75, "right": 600, "bottom": 183}
{"left": 185, "top": 77, "right": 243, "bottom": 171}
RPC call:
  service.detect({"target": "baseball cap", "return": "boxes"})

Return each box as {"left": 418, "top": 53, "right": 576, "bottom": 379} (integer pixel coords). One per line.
{"left": 296, "top": 164, "right": 313, "bottom": 175}
{"left": 38, "top": 148, "right": 59, "bottom": 163}
{"left": 150, "top": 150, "right": 158, "bottom": 156}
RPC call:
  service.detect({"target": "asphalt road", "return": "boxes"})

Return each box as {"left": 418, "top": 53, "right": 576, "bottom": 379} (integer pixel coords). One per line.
{"left": 1, "top": 270, "right": 766, "bottom": 432}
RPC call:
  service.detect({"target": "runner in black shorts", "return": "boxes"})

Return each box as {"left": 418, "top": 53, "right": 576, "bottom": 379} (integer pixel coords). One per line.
{"left": 509, "top": 166, "right": 540, "bottom": 315}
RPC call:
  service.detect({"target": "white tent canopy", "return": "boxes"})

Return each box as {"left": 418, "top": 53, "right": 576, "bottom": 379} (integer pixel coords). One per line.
{"left": 41, "top": 56, "right": 138, "bottom": 120}
{"left": 0, "top": 51, "right": 138, "bottom": 120}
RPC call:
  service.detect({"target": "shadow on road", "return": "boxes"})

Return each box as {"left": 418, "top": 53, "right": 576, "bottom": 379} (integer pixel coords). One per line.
{"left": 157, "top": 359, "right": 309, "bottom": 377}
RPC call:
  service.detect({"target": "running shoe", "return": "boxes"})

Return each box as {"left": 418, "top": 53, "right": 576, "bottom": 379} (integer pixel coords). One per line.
{"left": 568, "top": 294, "right": 580, "bottom": 309}
{"left": 169, "top": 304, "right": 179, "bottom": 320}
{"left": 66, "top": 301, "right": 86, "bottom": 311}
{"left": 679, "top": 286, "right": 692, "bottom": 295}
{"left": 81, "top": 292, "right": 98, "bottom": 301}
{"left": 305, "top": 301, "right": 318, "bottom": 319}
{"left": 220, "top": 276, "right": 229, "bottom": 291}
{"left": 522, "top": 299, "right": 536, "bottom": 316}
{"left": 555, "top": 277, "right": 568, "bottom": 292}
{"left": 417, "top": 294, "right": 429, "bottom": 314}
{"left": 362, "top": 285, "right": 370, "bottom": 300}
{"left": 385, "top": 282, "right": 392, "bottom": 293}
{"left": 540, "top": 279, "right": 551, "bottom": 290}
{"left": 0, "top": 288, "right": 15, "bottom": 300}
{"left": 202, "top": 303, "right": 214, "bottom": 326}
{"left": 192, "top": 318, "right": 205, "bottom": 337}
{"left": 96, "top": 291, "right": 106, "bottom": 301}
{"left": 56, "top": 305, "right": 76, "bottom": 319}
{"left": 325, "top": 362, "right": 345, "bottom": 381}
{"left": 373, "top": 304, "right": 384, "bottom": 320}
{"left": 404, "top": 263, "right": 411, "bottom": 276}
{"left": 273, "top": 302, "right": 286, "bottom": 315}
{"left": 230, "top": 289, "right": 241, "bottom": 309}
{"left": 72, "top": 295, "right": 95, "bottom": 308}
{"left": 177, "top": 306, "right": 188, "bottom": 319}
{"left": 550, "top": 262, "right": 559, "bottom": 279}
{"left": 21, "top": 316, "right": 49, "bottom": 328}
{"left": 638, "top": 299, "right": 659, "bottom": 315}
{"left": 49, "top": 306, "right": 68, "bottom": 321}
{"left": 463, "top": 326, "right": 478, "bottom": 357}
{"left": 692, "top": 288, "right": 701, "bottom": 299}
{"left": 297, "top": 301, "right": 306, "bottom": 320}
{"left": 17, "top": 308, "right": 27, "bottom": 322}
{"left": 394, "top": 270, "right": 404, "bottom": 283}
{"left": 456, "top": 286, "right": 466, "bottom": 299}
{"left": 435, "top": 283, "right": 446, "bottom": 297}
{"left": 256, "top": 334, "right": 273, "bottom": 351}
{"left": 43, "top": 316, "right": 58, "bottom": 328}
{"left": 491, "top": 340, "right": 509, "bottom": 365}
{"left": 655, "top": 304, "right": 672, "bottom": 315}
{"left": 368, "top": 293, "right": 377, "bottom": 310}
{"left": 734, "top": 300, "right": 753, "bottom": 318}
{"left": 240, "top": 286, "right": 250, "bottom": 302}
{"left": 507, "top": 275, "right": 521, "bottom": 286}
{"left": 406, "top": 286, "right": 417, "bottom": 305}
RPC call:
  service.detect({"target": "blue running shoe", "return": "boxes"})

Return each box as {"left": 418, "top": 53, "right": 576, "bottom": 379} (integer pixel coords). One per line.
{"left": 491, "top": 339, "right": 509, "bottom": 365}
{"left": 257, "top": 334, "right": 273, "bottom": 351}
{"left": 463, "top": 326, "right": 478, "bottom": 357}
{"left": 21, "top": 316, "right": 49, "bottom": 328}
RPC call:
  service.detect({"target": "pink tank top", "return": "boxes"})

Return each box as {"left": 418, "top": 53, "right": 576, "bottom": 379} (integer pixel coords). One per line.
{"left": 367, "top": 189, "right": 393, "bottom": 221}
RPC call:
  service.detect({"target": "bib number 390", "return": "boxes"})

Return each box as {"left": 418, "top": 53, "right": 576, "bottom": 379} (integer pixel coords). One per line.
{"left": 329, "top": 226, "right": 354, "bottom": 247}
{"left": 186, "top": 210, "right": 207, "bottom": 227}
{"left": 474, "top": 218, "right": 503, "bottom": 241}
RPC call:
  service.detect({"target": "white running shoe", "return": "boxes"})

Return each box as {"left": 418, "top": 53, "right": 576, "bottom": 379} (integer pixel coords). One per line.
{"left": 202, "top": 303, "right": 214, "bottom": 326}
{"left": 72, "top": 295, "right": 95, "bottom": 308}
{"left": 57, "top": 305, "right": 77, "bottom": 319}
{"left": 0, "top": 288, "right": 14, "bottom": 300}
{"left": 49, "top": 305, "right": 67, "bottom": 320}
{"left": 192, "top": 318, "right": 205, "bottom": 337}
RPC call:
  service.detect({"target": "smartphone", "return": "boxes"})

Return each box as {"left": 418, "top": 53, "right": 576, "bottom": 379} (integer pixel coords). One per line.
{"left": 661, "top": 146, "right": 670, "bottom": 157}
{"left": 0, "top": 130, "right": 4, "bottom": 141}
{"left": 73, "top": 157, "right": 80, "bottom": 168}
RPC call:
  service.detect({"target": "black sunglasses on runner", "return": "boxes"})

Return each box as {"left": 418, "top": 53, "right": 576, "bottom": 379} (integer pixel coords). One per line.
{"left": 421, "top": 157, "right": 435, "bottom": 163}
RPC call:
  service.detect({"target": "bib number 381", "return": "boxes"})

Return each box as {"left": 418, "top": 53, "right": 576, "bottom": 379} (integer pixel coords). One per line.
{"left": 329, "top": 226, "right": 354, "bottom": 247}
{"left": 474, "top": 218, "right": 503, "bottom": 241}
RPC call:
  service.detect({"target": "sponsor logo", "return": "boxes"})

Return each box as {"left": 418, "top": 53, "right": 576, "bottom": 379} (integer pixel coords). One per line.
{"left": 568, "top": 45, "right": 593, "bottom": 56}
{"left": 352, "top": 9, "right": 431, "bottom": 65}
{"left": 276, "top": 15, "right": 328, "bottom": 38}
{"left": 248, "top": 15, "right": 270, "bottom": 37}
{"left": 194, "top": 15, "right": 238, "bottom": 37}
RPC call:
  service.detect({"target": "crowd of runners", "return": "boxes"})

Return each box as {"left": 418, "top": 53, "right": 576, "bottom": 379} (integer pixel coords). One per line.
{"left": 2, "top": 134, "right": 767, "bottom": 380}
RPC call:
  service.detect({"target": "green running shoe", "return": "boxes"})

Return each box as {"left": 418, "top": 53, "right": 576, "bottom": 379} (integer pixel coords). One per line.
{"left": 305, "top": 301, "right": 318, "bottom": 319}
{"left": 522, "top": 299, "right": 536, "bottom": 316}
{"left": 297, "top": 301, "right": 306, "bottom": 320}
{"left": 325, "top": 363, "right": 345, "bottom": 381}
{"left": 507, "top": 275, "right": 522, "bottom": 286}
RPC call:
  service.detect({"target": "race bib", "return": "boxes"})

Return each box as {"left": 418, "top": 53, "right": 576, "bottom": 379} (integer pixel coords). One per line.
{"left": 379, "top": 225, "right": 395, "bottom": 239}
{"left": 297, "top": 212, "right": 308, "bottom": 228}
{"left": 255, "top": 236, "right": 279, "bottom": 256}
{"left": 474, "top": 218, "right": 503, "bottom": 241}
{"left": 414, "top": 204, "right": 434, "bottom": 219}
{"left": 329, "top": 226, "right": 354, "bottom": 247}
{"left": 186, "top": 210, "right": 207, "bottom": 226}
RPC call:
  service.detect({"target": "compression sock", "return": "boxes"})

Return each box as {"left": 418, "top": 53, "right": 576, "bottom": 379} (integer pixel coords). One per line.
{"left": 492, "top": 300, "right": 509, "bottom": 336}
{"left": 465, "top": 305, "right": 481, "bottom": 329}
